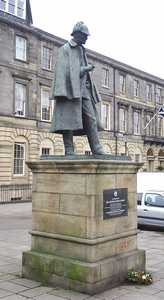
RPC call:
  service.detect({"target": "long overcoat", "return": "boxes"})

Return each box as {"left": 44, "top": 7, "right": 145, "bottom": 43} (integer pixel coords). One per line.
{"left": 50, "top": 40, "right": 102, "bottom": 135}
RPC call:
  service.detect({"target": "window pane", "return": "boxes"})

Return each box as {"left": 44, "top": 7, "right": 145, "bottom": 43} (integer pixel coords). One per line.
{"left": 134, "top": 111, "right": 140, "bottom": 134}
{"left": 42, "top": 148, "right": 50, "bottom": 156}
{"left": 0, "top": 0, "right": 6, "bottom": 10}
{"left": 13, "top": 143, "right": 25, "bottom": 175}
{"left": 101, "top": 102, "right": 110, "bottom": 130}
{"left": 41, "top": 88, "right": 52, "bottom": 121}
{"left": 120, "top": 75, "right": 126, "bottom": 94}
{"left": 17, "top": 0, "right": 25, "bottom": 18}
{"left": 8, "top": 0, "right": 15, "bottom": 14}
{"left": 15, "top": 36, "right": 27, "bottom": 61}
{"left": 15, "top": 83, "right": 26, "bottom": 116}
{"left": 156, "top": 87, "right": 162, "bottom": 103}
{"left": 42, "top": 47, "right": 52, "bottom": 70}
{"left": 134, "top": 80, "right": 139, "bottom": 97}
{"left": 102, "top": 68, "right": 109, "bottom": 87}
{"left": 119, "top": 108, "right": 127, "bottom": 132}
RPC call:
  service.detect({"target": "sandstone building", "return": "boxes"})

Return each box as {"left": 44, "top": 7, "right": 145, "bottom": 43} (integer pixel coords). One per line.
{"left": 0, "top": 0, "right": 164, "bottom": 189}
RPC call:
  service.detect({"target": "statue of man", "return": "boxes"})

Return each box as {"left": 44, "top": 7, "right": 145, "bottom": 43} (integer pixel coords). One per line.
{"left": 50, "top": 21, "right": 105, "bottom": 155}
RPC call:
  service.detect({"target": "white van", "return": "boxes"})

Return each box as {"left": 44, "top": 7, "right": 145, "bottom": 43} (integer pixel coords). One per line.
{"left": 137, "top": 190, "right": 164, "bottom": 228}
{"left": 137, "top": 172, "right": 164, "bottom": 228}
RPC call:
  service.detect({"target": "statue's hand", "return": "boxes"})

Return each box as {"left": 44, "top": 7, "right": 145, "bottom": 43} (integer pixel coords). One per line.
{"left": 80, "top": 64, "right": 95, "bottom": 77}
{"left": 86, "top": 64, "right": 95, "bottom": 72}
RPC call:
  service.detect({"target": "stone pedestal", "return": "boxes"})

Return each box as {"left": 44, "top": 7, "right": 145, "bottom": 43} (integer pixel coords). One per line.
{"left": 22, "top": 158, "right": 145, "bottom": 294}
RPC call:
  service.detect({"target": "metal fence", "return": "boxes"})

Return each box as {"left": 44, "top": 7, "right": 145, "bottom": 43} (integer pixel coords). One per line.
{"left": 0, "top": 184, "right": 32, "bottom": 204}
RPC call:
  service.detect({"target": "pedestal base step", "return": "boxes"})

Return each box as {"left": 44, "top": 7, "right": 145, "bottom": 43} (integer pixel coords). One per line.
{"left": 22, "top": 249, "right": 145, "bottom": 295}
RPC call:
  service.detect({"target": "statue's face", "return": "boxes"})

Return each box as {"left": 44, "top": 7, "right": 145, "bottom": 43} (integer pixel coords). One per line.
{"left": 73, "top": 32, "right": 88, "bottom": 45}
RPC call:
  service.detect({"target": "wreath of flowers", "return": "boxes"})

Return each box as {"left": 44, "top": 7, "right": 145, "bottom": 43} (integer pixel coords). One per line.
{"left": 127, "top": 270, "right": 153, "bottom": 285}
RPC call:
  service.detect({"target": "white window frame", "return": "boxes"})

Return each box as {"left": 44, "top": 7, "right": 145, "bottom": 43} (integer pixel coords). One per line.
{"left": 156, "top": 87, "right": 162, "bottom": 103}
{"left": 146, "top": 84, "right": 152, "bottom": 100}
{"left": 120, "top": 74, "right": 126, "bottom": 94}
{"left": 119, "top": 107, "right": 127, "bottom": 133}
{"left": 41, "top": 46, "right": 52, "bottom": 70}
{"left": 41, "top": 86, "right": 53, "bottom": 122}
{"left": 15, "top": 35, "right": 27, "bottom": 61}
{"left": 145, "top": 113, "right": 153, "bottom": 136}
{"left": 13, "top": 143, "right": 25, "bottom": 176}
{"left": 133, "top": 110, "right": 141, "bottom": 135}
{"left": 101, "top": 102, "right": 110, "bottom": 130}
{"left": 102, "top": 68, "right": 110, "bottom": 88}
{"left": 0, "top": 0, "right": 26, "bottom": 19}
{"left": 157, "top": 116, "right": 164, "bottom": 137}
{"left": 14, "top": 82, "right": 26, "bottom": 117}
{"left": 134, "top": 79, "right": 139, "bottom": 97}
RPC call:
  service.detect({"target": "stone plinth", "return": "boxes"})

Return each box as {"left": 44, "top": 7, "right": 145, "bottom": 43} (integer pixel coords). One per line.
{"left": 22, "top": 158, "right": 145, "bottom": 294}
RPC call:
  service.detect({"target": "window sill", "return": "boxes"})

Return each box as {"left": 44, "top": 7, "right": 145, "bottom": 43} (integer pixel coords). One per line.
{"left": 15, "top": 58, "right": 28, "bottom": 64}
{"left": 102, "top": 85, "right": 110, "bottom": 89}
{"left": 41, "top": 119, "right": 51, "bottom": 123}
{"left": 41, "top": 67, "right": 53, "bottom": 73}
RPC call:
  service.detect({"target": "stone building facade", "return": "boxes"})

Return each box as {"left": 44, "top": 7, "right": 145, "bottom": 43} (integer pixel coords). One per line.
{"left": 0, "top": 0, "right": 164, "bottom": 187}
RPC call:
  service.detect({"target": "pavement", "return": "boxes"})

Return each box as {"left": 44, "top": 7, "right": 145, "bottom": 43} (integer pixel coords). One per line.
{"left": 0, "top": 203, "right": 164, "bottom": 300}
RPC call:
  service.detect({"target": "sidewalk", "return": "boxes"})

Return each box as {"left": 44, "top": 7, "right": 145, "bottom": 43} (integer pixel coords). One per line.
{"left": 0, "top": 203, "right": 164, "bottom": 299}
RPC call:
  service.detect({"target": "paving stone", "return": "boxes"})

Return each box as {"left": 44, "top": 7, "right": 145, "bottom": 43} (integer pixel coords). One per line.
{"left": 49, "top": 287, "right": 87, "bottom": 300}
{"left": 154, "top": 291, "right": 164, "bottom": 299}
{"left": 0, "top": 281, "right": 28, "bottom": 293}
{"left": 96, "top": 286, "right": 130, "bottom": 299}
{"left": 117, "top": 292, "right": 162, "bottom": 300}
{"left": 9, "top": 278, "right": 41, "bottom": 288}
{"left": 1, "top": 295, "right": 30, "bottom": 299}
{"left": 0, "top": 288, "right": 13, "bottom": 298}
{"left": 19, "top": 286, "right": 54, "bottom": 298}
{"left": 34, "top": 294, "right": 72, "bottom": 300}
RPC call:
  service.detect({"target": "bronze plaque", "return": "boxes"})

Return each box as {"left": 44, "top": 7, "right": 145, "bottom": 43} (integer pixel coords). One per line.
{"left": 103, "top": 188, "right": 128, "bottom": 219}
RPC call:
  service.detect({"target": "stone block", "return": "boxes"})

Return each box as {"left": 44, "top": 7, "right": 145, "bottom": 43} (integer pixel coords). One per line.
{"left": 35, "top": 173, "right": 86, "bottom": 195}
{"left": 60, "top": 194, "right": 96, "bottom": 217}
{"left": 32, "top": 192, "right": 60, "bottom": 213}
{"left": 32, "top": 211, "right": 86, "bottom": 238}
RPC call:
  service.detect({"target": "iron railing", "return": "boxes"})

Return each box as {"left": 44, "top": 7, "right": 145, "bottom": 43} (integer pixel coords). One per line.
{"left": 0, "top": 184, "right": 32, "bottom": 204}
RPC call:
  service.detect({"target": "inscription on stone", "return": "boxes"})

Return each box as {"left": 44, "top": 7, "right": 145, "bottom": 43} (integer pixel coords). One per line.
{"left": 103, "top": 188, "right": 128, "bottom": 219}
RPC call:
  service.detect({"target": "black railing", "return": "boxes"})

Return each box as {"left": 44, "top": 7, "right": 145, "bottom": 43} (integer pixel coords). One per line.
{"left": 0, "top": 184, "right": 32, "bottom": 204}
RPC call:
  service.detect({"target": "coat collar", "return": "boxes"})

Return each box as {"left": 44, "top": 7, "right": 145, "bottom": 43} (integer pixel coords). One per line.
{"left": 69, "top": 39, "right": 85, "bottom": 49}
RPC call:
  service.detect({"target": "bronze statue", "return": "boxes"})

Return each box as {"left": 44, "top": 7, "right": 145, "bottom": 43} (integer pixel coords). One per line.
{"left": 50, "top": 21, "right": 105, "bottom": 155}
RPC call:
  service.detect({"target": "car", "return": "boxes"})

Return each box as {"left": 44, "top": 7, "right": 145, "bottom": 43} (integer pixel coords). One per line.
{"left": 137, "top": 190, "right": 164, "bottom": 228}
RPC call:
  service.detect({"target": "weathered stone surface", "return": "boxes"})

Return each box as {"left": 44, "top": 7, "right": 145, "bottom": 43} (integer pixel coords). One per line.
{"left": 23, "top": 159, "right": 145, "bottom": 294}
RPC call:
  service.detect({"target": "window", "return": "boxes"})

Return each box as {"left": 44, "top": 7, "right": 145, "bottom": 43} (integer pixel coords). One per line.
{"left": 101, "top": 102, "right": 110, "bottom": 130}
{"left": 15, "top": 35, "right": 27, "bottom": 61}
{"left": 17, "top": 0, "right": 25, "bottom": 18}
{"left": 120, "top": 74, "right": 126, "bottom": 94}
{"left": 15, "top": 82, "right": 26, "bottom": 117}
{"left": 156, "top": 87, "right": 162, "bottom": 103}
{"left": 145, "top": 113, "right": 153, "bottom": 136}
{"left": 13, "top": 143, "right": 25, "bottom": 175}
{"left": 146, "top": 84, "right": 152, "bottom": 100}
{"left": 134, "top": 79, "right": 139, "bottom": 97}
{"left": 0, "top": 0, "right": 26, "bottom": 19}
{"left": 41, "top": 87, "right": 53, "bottom": 121}
{"left": 41, "top": 47, "right": 52, "bottom": 70}
{"left": 119, "top": 107, "right": 127, "bottom": 133}
{"left": 144, "top": 193, "right": 164, "bottom": 207}
{"left": 0, "top": 0, "right": 6, "bottom": 10}
{"left": 42, "top": 148, "right": 50, "bottom": 156}
{"left": 157, "top": 116, "right": 163, "bottom": 137}
{"left": 133, "top": 110, "right": 141, "bottom": 135}
{"left": 102, "top": 68, "right": 110, "bottom": 87}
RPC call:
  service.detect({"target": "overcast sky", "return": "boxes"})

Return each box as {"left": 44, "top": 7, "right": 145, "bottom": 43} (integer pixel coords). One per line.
{"left": 30, "top": 0, "right": 164, "bottom": 79}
